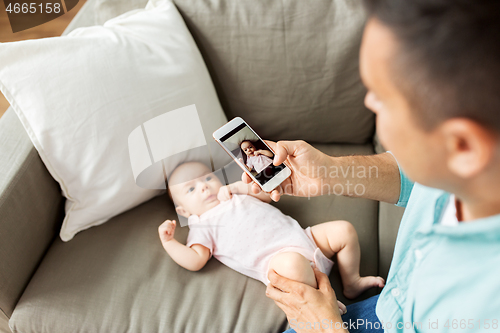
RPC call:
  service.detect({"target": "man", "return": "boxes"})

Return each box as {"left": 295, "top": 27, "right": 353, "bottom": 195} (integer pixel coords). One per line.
{"left": 244, "top": 0, "right": 500, "bottom": 332}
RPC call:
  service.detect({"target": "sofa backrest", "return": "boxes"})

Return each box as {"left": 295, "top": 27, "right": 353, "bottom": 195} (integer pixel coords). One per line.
{"left": 173, "top": 0, "right": 374, "bottom": 144}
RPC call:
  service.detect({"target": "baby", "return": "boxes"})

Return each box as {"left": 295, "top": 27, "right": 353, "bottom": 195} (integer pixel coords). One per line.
{"left": 158, "top": 162, "right": 385, "bottom": 309}
{"left": 240, "top": 140, "right": 273, "bottom": 173}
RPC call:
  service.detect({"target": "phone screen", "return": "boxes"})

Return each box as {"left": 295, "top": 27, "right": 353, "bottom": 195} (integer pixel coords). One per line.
{"left": 219, "top": 123, "right": 286, "bottom": 185}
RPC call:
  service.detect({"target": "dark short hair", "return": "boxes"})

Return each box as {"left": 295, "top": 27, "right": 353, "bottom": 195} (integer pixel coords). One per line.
{"left": 240, "top": 140, "right": 253, "bottom": 146}
{"left": 364, "top": 0, "right": 500, "bottom": 132}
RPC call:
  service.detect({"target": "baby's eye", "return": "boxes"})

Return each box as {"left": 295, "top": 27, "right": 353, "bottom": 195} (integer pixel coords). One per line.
{"left": 206, "top": 176, "right": 212, "bottom": 181}
{"left": 187, "top": 187, "right": 195, "bottom": 193}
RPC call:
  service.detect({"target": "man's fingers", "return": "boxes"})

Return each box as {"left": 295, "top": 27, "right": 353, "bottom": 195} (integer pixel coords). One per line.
{"left": 263, "top": 140, "right": 284, "bottom": 166}
{"left": 241, "top": 172, "right": 262, "bottom": 194}
{"left": 270, "top": 189, "right": 281, "bottom": 202}
{"left": 266, "top": 284, "right": 293, "bottom": 314}
{"left": 337, "top": 301, "right": 347, "bottom": 315}
{"left": 251, "top": 183, "right": 261, "bottom": 194}
{"left": 265, "top": 284, "right": 285, "bottom": 302}
{"left": 241, "top": 172, "right": 252, "bottom": 183}
{"left": 313, "top": 267, "right": 334, "bottom": 294}
{"left": 273, "top": 300, "right": 290, "bottom": 315}
{"left": 272, "top": 141, "right": 289, "bottom": 166}
{"left": 268, "top": 269, "right": 305, "bottom": 296}
{"left": 270, "top": 185, "right": 285, "bottom": 202}
{"left": 263, "top": 140, "right": 277, "bottom": 151}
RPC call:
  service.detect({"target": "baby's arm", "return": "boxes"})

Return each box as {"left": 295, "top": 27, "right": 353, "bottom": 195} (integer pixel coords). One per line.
{"left": 158, "top": 220, "right": 210, "bottom": 271}
{"left": 218, "top": 181, "right": 272, "bottom": 203}
{"left": 255, "top": 149, "right": 273, "bottom": 158}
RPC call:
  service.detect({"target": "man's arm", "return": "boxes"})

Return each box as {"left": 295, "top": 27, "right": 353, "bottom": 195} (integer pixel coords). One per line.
{"left": 243, "top": 140, "right": 401, "bottom": 204}
{"left": 326, "top": 151, "right": 401, "bottom": 203}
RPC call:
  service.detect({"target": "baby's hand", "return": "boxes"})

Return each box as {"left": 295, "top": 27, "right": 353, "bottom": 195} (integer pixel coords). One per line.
{"left": 158, "top": 219, "right": 176, "bottom": 243}
{"left": 254, "top": 150, "right": 261, "bottom": 156}
{"left": 217, "top": 185, "right": 232, "bottom": 201}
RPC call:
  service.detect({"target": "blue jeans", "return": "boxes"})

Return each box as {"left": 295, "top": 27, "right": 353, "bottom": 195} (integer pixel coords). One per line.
{"left": 282, "top": 295, "right": 383, "bottom": 333}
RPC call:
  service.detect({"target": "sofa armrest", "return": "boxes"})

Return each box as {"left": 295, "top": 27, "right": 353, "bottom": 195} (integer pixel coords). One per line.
{"left": 0, "top": 108, "right": 64, "bottom": 319}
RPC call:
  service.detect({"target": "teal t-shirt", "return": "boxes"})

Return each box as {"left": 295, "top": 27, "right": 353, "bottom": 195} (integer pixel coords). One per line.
{"left": 376, "top": 166, "right": 500, "bottom": 332}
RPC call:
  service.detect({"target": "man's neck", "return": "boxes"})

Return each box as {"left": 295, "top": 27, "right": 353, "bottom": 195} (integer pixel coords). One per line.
{"left": 457, "top": 196, "right": 500, "bottom": 222}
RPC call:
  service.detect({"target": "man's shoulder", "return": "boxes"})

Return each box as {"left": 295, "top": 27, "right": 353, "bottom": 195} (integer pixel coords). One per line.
{"left": 405, "top": 182, "right": 448, "bottom": 209}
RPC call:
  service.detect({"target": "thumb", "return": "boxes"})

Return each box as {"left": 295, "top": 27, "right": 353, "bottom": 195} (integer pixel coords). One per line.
{"left": 270, "top": 141, "right": 290, "bottom": 166}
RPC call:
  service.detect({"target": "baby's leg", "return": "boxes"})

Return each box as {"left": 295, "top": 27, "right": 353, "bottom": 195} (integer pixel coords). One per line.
{"left": 310, "top": 221, "right": 385, "bottom": 299}
{"left": 268, "top": 252, "right": 317, "bottom": 288}
{"left": 267, "top": 252, "right": 347, "bottom": 314}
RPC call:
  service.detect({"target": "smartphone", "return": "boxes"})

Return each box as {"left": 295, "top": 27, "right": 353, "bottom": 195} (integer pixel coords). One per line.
{"left": 213, "top": 117, "right": 291, "bottom": 192}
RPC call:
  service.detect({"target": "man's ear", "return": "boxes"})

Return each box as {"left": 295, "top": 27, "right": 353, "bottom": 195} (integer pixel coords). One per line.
{"left": 442, "top": 118, "right": 497, "bottom": 178}
{"left": 175, "top": 205, "right": 190, "bottom": 218}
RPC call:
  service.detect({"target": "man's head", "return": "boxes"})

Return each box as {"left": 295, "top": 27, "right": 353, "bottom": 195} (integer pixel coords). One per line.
{"left": 168, "top": 162, "right": 223, "bottom": 218}
{"left": 241, "top": 140, "right": 256, "bottom": 157}
{"left": 361, "top": 0, "right": 500, "bottom": 194}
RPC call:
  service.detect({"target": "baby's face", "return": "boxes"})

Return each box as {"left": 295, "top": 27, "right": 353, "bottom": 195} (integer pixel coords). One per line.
{"left": 169, "top": 162, "right": 223, "bottom": 217}
{"left": 241, "top": 141, "right": 256, "bottom": 156}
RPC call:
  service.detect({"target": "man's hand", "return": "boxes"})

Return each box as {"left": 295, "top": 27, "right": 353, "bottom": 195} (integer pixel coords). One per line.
{"left": 158, "top": 219, "right": 176, "bottom": 243}
{"left": 266, "top": 267, "right": 347, "bottom": 333}
{"left": 242, "top": 140, "right": 401, "bottom": 204}
{"left": 242, "top": 140, "right": 333, "bottom": 202}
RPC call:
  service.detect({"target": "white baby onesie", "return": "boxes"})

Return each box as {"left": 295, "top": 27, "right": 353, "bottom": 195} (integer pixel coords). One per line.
{"left": 186, "top": 194, "right": 334, "bottom": 285}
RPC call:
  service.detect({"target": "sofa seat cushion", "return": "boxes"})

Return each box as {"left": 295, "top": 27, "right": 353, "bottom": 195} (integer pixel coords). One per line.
{"left": 10, "top": 143, "right": 378, "bottom": 333}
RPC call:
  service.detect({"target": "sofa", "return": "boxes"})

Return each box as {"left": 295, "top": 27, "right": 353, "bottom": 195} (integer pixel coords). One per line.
{"left": 0, "top": 0, "right": 405, "bottom": 332}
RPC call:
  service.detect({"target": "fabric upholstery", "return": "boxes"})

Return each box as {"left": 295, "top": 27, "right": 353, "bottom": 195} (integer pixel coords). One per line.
{"left": 173, "top": 0, "right": 375, "bottom": 144}
{"left": 0, "top": 311, "right": 9, "bottom": 333}
{"left": 10, "top": 195, "right": 288, "bottom": 333}
{"left": 373, "top": 133, "right": 405, "bottom": 280}
{"left": 0, "top": 109, "right": 64, "bottom": 318}
{"left": 378, "top": 202, "right": 405, "bottom": 280}
{"left": 1, "top": 0, "right": 406, "bottom": 332}
{"left": 9, "top": 143, "right": 379, "bottom": 333}
{"left": 93, "top": 0, "right": 148, "bottom": 24}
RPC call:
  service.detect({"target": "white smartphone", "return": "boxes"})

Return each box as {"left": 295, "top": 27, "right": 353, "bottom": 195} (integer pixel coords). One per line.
{"left": 213, "top": 117, "right": 291, "bottom": 192}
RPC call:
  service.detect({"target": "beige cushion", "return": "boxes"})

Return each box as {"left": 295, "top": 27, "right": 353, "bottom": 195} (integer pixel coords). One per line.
{"left": 0, "top": 0, "right": 228, "bottom": 242}
{"left": 70, "top": 0, "right": 374, "bottom": 145}
{"left": 174, "top": 0, "right": 374, "bottom": 144}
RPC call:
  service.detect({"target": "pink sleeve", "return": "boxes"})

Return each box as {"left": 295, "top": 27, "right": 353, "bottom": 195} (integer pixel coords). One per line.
{"left": 186, "top": 227, "right": 213, "bottom": 258}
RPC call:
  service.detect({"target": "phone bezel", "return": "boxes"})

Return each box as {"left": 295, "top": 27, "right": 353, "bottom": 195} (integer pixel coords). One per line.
{"left": 213, "top": 117, "right": 291, "bottom": 192}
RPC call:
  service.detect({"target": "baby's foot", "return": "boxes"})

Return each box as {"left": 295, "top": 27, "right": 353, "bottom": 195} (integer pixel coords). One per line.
{"left": 343, "top": 276, "right": 385, "bottom": 299}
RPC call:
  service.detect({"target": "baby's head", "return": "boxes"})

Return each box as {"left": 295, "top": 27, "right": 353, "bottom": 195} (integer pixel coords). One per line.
{"left": 168, "top": 162, "right": 223, "bottom": 218}
{"left": 240, "top": 140, "right": 256, "bottom": 157}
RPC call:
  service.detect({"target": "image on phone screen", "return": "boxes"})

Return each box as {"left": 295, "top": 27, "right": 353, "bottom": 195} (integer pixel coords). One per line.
{"left": 219, "top": 123, "right": 286, "bottom": 185}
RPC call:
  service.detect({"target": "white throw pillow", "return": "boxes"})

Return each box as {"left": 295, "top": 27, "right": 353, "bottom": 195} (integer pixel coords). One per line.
{"left": 0, "top": 0, "right": 227, "bottom": 241}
